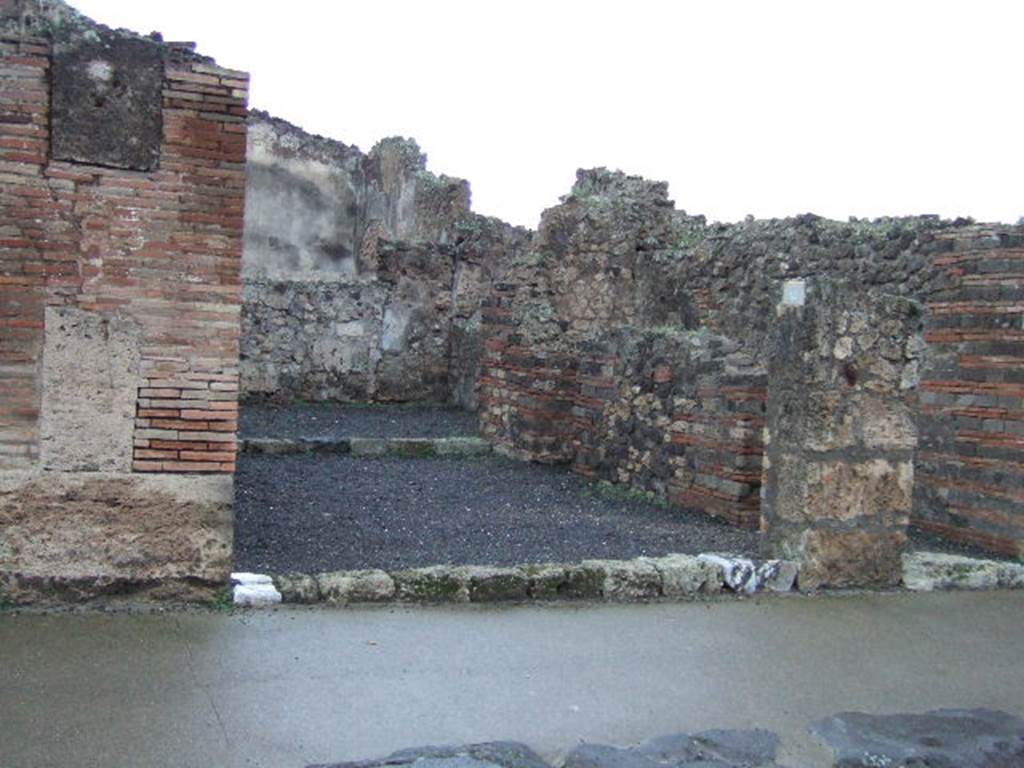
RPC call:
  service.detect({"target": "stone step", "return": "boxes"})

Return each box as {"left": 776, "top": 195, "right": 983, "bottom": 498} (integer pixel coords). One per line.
{"left": 240, "top": 435, "right": 492, "bottom": 458}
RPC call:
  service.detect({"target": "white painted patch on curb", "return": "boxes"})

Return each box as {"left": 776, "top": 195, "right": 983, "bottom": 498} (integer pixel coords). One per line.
{"left": 231, "top": 572, "right": 273, "bottom": 585}
{"left": 231, "top": 572, "right": 281, "bottom": 606}
{"left": 698, "top": 553, "right": 798, "bottom": 594}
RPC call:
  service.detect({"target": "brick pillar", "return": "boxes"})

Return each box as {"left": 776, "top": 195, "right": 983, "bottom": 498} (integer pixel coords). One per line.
{"left": 478, "top": 281, "right": 579, "bottom": 463}
{"left": 1, "top": 4, "right": 249, "bottom": 602}
{"left": 761, "top": 282, "right": 923, "bottom": 588}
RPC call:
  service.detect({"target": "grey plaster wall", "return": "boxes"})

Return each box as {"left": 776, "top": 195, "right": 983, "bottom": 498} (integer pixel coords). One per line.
{"left": 243, "top": 117, "right": 365, "bottom": 281}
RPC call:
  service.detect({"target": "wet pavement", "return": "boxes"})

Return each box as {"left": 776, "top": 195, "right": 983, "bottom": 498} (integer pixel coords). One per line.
{"left": 2, "top": 590, "right": 1023, "bottom": 768}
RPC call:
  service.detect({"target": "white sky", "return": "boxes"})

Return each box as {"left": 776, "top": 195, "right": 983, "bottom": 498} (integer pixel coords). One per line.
{"left": 73, "top": 0, "right": 1022, "bottom": 229}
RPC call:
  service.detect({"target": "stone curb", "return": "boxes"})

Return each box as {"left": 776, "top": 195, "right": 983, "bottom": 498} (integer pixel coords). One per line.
{"left": 258, "top": 553, "right": 798, "bottom": 607}
{"left": 901, "top": 551, "right": 1024, "bottom": 591}
{"left": 240, "top": 436, "right": 493, "bottom": 458}
{"left": 233, "top": 550, "right": 1024, "bottom": 607}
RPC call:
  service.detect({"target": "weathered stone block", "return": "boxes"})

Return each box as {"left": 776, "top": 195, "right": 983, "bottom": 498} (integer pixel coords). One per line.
{"left": 565, "top": 728, "right": 782, "bottom": 768}
{"left": 799, "top": 529, "right": 906, "bottom": 590}
{"left": 273, "top": 572, "right": 322, "bottom": 603}
{"left": 39, "top": 308, "right": 142, "bottom": 472}
{"left": 0, "top": 471, "right": 233, "bottom": 603}
{"left": 310, "top": 741, "right": 551, "bottom": 768}
{"left": 523, "top": 563, "right": 605, "bottom": 600}
{"left": 811, "top": 708, "right": 1024, "bottom": 768}
{"left": 392, "top": 565, "right": 469, "bottom": 603}
{"left": 433, "top": 437, "right": 492, "bottom": 456}
{"left": 642, "top": 554, "right": 723, "bottom": 596}
{"left": 762, "top": 286, "right": 921, "bottom": 588}
{"left": 773, "top": 458, "right": 913, "bottom": 525}
{"left": 465, "top": 566, "right": 529, "bottom": 602}
{"left": 317, "top": 569, "right": 395, "bottom": 604}
{"left": 901, "top": 551, "right": 1024, "bottom": 591}
{"left": 582, "top": 558, "right": 662, "bottom": 600}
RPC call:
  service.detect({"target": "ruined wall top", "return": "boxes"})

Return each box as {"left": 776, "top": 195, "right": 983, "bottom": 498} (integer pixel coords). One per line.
{"left": 1, "top": 0, "right": 240, "bottom": 172}
{"left": 491, "top": 164, "right": 1004, "bottom": 356}
{"left": 243, "top": 110, "right": 504, "bottom": 281}
{"left": 1, "top": 0, "right": 214, "bottom": 62}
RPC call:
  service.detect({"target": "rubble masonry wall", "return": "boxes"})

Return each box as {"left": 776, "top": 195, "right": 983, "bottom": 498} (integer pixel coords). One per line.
{"left": 240, "top": 113, "right": 529, "bottom": 406}
{"left": 478, "top": 169, "right": 1024, "bottom": 558}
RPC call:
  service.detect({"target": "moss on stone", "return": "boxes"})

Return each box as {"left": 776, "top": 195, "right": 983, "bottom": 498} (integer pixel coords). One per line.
{"left": 467, "top": 567, "right": 529, "bottom": 602}
{"left": 393, "top": 567, "right": 469, "bottom": 603}
{"left": 524, "top": 563, "right": 604, "bottom": 600}
{"left": 273, "top": 572, "right": 321, "bottom": 603}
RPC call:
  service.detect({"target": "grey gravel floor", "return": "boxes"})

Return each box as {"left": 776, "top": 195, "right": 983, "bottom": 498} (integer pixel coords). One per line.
{"left": 234, "top": 454, "right": 762, "bottom": 574}
{"left": 240, "top": 402, "right": 478, "bottom": 440}
{"left": 235, "top": 404, "right": 1017, "bottom": 574}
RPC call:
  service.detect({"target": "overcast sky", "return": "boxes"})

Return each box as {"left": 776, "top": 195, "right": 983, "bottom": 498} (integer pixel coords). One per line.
{"left": 74, "top": 0, "right": 1022, "bottom": 229}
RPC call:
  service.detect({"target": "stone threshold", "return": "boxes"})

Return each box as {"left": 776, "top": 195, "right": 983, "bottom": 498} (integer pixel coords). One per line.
{"left": 239, "top": 436, "right": 492, "bottom": 458}
{"left": 232, "top": 550, "right": 1024, "bottom": 607}
{"left": 232, "top": 553, "right": 799, "bottom": 606}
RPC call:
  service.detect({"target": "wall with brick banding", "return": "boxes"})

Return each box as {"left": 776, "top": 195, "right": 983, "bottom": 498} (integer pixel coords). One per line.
{"left": 0, "top": 0, "right": 246, "bottom": 601}
{"left": 572, "top": 330, "right": 767, "bottom": 529}
{"left": 478, "top": 169, "right": 1023, "bottom": 558}
{"left": 915, "top": 230, "right": 1024, "bottom": 556}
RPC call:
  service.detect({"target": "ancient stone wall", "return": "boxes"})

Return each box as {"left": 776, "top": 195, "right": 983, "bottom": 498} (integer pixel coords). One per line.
{"left": 240, "top": 113, "right": 529, "bottom": 404}
{"left": 573, "top": 330, "right": 766, "bottom": 529}
{"left": 676, "top": 214, "right": 960, "bottom": 354}
{"left": 2, "top": 0, "right": 1019, "bottom": 601}
{"left": 479, "top": 170, "right": 692, "bottom": 462}
{"left": 761, "top": 286, "right": 922, "bottom": 588}
{"left": 478, "top": 168, "right": 1024, "bottom": 558}
{"left": 0, "top": 0, "right": 246, "bottom": 600}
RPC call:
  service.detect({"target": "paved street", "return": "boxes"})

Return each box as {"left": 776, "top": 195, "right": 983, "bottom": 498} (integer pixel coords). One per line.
{"left": 2, "top": 591, "right": 1022, "bottom": 768}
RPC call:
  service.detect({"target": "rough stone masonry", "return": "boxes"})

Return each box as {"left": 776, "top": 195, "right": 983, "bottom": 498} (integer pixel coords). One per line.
{"left": 762, "top": 284, "right": 922, "bottom": 588}
{"left": 241, "top": 112, "right": 529, "bottom": 407}
{"left": 476, "top": 170, "right": 1024, "bottom": 567}
{"left": 235, "top": 48, "right": 1023, "bottom": 581}
{"left": 1, "top": 1, "right": 1021, "bottom": 602}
